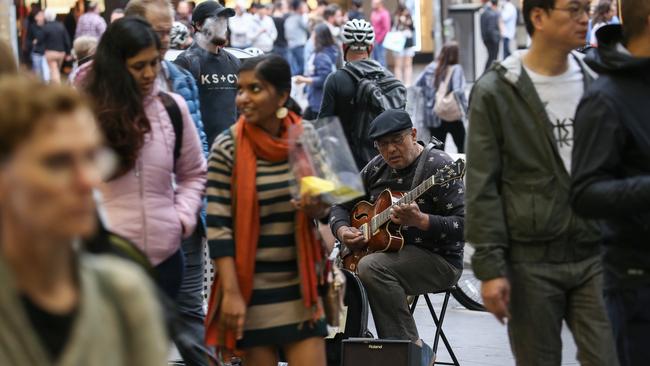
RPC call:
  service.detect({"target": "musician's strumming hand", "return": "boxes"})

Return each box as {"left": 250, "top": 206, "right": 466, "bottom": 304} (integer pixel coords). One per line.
{"left": 390, "top": 203, "right": 430, "bottom": 230}
{"left": 336, "top": 226, "right": 366, "bottom": 250}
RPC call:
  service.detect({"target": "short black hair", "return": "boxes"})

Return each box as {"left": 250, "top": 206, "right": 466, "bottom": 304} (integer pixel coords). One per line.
{"left": 523, "top": 0, "right": 556, "bottom": 36}
{"left": 490, "top": 0, "right": 498, "bottom": 5}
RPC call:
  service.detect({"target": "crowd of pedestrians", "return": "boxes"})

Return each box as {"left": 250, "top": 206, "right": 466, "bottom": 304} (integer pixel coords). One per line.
{"left": 2, "top": 0, "right": 649, "bottom": 365}
{"left": 17, "top": 0, "right": 423, "bottom": 87}
{"left": 480, "top": 0, "right": 621, "bottom": 73}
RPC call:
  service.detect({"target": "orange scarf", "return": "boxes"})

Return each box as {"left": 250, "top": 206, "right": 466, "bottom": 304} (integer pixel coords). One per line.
{"left": 206, "top": 112, "right": 324, "bottom": 350}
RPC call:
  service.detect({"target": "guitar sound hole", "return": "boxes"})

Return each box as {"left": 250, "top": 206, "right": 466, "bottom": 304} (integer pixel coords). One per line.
{"left": 353, "top": 213, "right": 368, "bottom": 220}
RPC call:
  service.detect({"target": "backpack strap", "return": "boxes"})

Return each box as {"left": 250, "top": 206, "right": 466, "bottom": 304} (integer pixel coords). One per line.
{"left": 159, "top": 92, "right": 183, "bottom": 165}
{"left": 341, "top": 63, "right": 363, "bottom": 83}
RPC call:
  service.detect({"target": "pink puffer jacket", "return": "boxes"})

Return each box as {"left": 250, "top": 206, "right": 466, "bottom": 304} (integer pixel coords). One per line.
{"left": 100, "top": 84, "right": 207, "bottom": 266}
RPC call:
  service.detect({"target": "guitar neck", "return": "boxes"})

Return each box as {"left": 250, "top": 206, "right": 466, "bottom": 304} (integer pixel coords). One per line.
{"left": 370, "top": 176, "right": 436, "bottom": 232}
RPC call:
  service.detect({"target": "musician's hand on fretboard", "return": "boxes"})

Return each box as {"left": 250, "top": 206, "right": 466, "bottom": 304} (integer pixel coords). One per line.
{"left": 390, "top": 203, "right": 430, "bottom": 231}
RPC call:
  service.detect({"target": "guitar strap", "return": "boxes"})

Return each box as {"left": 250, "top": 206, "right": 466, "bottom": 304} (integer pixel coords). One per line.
{"left": 411, "top": 140, "right": 436, "bottom": 190}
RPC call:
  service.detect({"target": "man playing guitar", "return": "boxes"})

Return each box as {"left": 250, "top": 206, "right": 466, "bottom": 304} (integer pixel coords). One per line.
{"left": 329, "top": 109, "right": 464, "bottom": 366}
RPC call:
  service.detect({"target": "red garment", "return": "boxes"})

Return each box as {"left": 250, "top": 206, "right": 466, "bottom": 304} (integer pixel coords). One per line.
{"left": 371, "top": 8, "right": 391, "bottom": 44}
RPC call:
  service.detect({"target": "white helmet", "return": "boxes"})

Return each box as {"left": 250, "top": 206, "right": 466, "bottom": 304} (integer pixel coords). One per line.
{"left": 341, "top": 19, "right": 375, "bottom": 49}
{"left": 169, "top": 22, "right": 190, "bottom": 49}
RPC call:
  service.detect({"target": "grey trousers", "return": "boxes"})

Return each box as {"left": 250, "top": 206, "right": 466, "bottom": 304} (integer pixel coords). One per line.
{"left": 508, "top": 256, "right": 619, "bottom": 366}
{"left": 176, "top": 225, "right": 209, "bottom": 366}
{"left": 357, "top": 245, "right": 461, "bottom": 341}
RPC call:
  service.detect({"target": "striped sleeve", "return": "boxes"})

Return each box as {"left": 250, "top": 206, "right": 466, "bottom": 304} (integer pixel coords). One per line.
{"left": 206, "top": 131, "right": 235, "bottom": 259}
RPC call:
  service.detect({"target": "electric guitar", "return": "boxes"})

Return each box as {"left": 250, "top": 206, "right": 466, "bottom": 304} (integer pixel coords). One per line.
{"left": 342, "top": 159, "right": 466, "bottom": 272}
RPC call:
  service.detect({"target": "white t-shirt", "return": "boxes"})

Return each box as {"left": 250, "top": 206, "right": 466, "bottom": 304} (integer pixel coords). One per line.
{"left": 500, "top": 1, "right": 517, "bottom": 40}
{"left": 248, "top": 15, "right": 278, "bottom": 53}
{"left": 524, "top": 56, "right": 583, "bottom": 174}
{"left": 229, "top": 13, "right": 254, "bottom": 48}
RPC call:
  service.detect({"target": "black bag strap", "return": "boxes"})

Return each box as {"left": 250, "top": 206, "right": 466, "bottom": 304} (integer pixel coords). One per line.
{"left": 411, "top": 141, "right": 436, "bottom": 190}
{"left": 159, "top": 92, "right": 183, "bottom": 164}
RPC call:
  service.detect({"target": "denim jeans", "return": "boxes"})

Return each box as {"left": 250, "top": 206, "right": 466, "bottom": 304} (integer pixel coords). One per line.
{"left": 605, "top": 285, "right": 650, "bottom": 366}
{"left": 31, "top": 52, "right": 49, "bottom": 82}
{"left": 372, "top": 42, "right": 387, "bottom": 67}
{"left": 289, "top": 45, "right": 305, "bottom": 76}
{"left": 154, "top": 248, "right": 185, "bottom": 300}
{"left": 175, "top": 224, "right": 211, "bottom": 366}
{"left": 272, "top": 46, "right": 290, "bottom": 62}
{"left": 503, "top": 38, "right": 512, "bottom": 59}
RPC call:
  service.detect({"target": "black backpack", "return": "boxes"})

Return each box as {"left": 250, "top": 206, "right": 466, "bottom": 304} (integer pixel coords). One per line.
{"left": 341, "top": 59, "right": 407, "bottom": 168}
{"left": 158, "top": 92, "right": 183, "bottom": 165}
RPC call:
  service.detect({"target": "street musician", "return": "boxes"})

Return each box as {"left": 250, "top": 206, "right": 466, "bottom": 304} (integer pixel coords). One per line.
{"left": 329, "top": 109, "right": 464, "bottom": 365}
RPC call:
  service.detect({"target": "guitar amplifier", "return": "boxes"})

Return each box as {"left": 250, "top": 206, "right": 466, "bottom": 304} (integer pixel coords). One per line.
{"left": 341, "top": 338, "right": 421, "bottom": 366}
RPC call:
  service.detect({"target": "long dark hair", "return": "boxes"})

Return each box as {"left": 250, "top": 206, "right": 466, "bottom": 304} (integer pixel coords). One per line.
{"left": 592, "top": 0, "right": 612, "bottom": 24}
{"left": 313, "top": 23, "right": 335, "bottom": 53}
{"left": 84, "top": 17, "right": 160, "bottom": 178}
{"left": 434, "top": 42, "right": 459, "bottom": 89}
{"left": 240, "top": 54, "right": 302, "bottom": 115}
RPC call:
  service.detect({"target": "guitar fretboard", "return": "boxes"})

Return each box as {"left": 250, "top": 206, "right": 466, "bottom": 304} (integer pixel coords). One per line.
{"left": 369, "top": 176, "right": 436, "bottom": 232}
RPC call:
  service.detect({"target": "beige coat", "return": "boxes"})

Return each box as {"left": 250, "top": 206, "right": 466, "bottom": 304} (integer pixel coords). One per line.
{"left": 0, "top": 254, "right": 168, "bottom": 365}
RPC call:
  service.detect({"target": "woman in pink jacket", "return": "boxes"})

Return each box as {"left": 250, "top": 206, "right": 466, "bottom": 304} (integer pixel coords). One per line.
{"left": 83, "top": 17, "right": 207, "bottom": 299}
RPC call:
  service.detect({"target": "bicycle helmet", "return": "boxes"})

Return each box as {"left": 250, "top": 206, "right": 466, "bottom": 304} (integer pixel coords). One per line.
{"left": 341, "top": 19, "right": 375, "bottom": 49}
{"left": 169, "top": 22, "right": 190, "bottom": 50}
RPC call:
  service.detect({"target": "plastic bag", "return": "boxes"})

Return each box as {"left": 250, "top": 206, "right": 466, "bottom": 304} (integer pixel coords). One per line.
{"left": 288, "top": 117, "right": 364, "bottom": 205}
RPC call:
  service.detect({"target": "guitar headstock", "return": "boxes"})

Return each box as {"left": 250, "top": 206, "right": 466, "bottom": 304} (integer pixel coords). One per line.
{"left": 433, "top": 159, "right": 466, "bottom": 185}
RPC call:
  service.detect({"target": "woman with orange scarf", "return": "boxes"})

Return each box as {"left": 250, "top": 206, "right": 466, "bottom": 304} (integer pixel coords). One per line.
{"left": 205, "top": 54, "right": 328, "bottom": 365}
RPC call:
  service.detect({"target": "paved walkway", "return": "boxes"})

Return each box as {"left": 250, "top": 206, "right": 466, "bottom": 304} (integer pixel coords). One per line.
{"left": 396, "top": 296, "right": 580, "bottom": 366}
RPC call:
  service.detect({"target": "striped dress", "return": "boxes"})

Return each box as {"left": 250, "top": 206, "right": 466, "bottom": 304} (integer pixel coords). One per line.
{"left": 207, "top": 129, "right": 327, "bottom": 348}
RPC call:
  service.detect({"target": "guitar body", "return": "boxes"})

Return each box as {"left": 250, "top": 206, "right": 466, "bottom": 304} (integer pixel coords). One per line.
{"left": 344, "top": 189, "right": 405, "bottom": 272}
{"left": 339, "top": 158, "right": 466, "bottom": 273}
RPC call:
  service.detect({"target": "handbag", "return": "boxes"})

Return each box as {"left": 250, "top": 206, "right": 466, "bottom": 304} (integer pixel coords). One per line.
{"left": 382, "top": 30, "right": 406, "bottom": 52}
{"left": 433, "top": 66, "right": 463, "bottom": 122}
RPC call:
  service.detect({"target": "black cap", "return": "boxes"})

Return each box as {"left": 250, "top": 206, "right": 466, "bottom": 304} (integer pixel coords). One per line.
{"left": 368, "top": 109, "right": 413, "bottom": 140}
{"left": 192, "top": 1, "right": 235, "bottom": 25}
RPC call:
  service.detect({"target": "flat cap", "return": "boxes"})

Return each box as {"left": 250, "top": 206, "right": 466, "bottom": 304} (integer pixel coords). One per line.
{"left": 368, "top": 109, "right": 413, "bottom": 140}
{"left": 192, "top": 1, "right": 235, "bottom": 25}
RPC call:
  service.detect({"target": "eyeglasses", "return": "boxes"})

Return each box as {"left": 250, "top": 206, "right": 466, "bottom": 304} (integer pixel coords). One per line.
{"left": 374, "top": 131, "right": 411, "bottom": 150}
{"left": 552, "top": 2, "right": 591, "bottom": 20}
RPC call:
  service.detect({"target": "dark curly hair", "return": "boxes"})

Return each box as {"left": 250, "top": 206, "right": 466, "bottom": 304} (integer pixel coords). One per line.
{"left": 84, "top": 17, "right": 160, "bottom": 178}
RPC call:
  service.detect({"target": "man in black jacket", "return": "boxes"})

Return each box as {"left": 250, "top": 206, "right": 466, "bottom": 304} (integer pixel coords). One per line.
{"left": 571, "top": 2, "right": 650, "bottom": 364}
{"left": 480, "top": 0, "right": 501, "bottom": 73}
